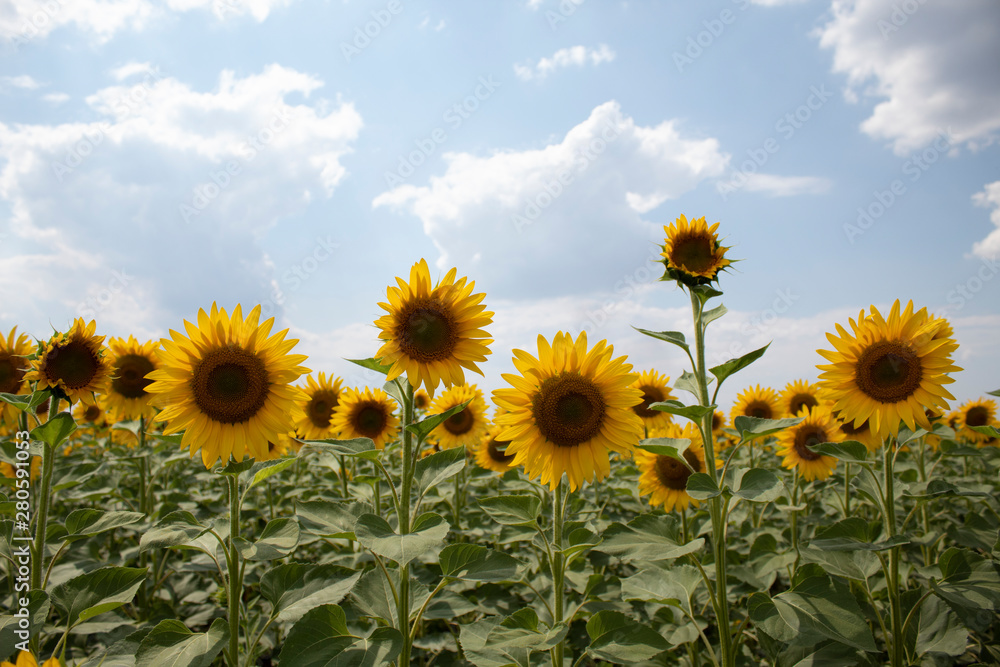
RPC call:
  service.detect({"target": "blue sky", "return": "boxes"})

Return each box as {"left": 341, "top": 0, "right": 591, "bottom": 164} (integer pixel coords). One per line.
{"left": 1, "top": 0, "right": 998, "bottom": 411}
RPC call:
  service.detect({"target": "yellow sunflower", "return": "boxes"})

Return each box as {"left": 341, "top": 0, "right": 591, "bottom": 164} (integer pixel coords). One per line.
{"left": 103, "top": 336, "right": 160, "bottom": 422}
{"left": 817, "top": 301, "right": 961, "bottom": 442}
{"left": 0, "top": 327, "right": 33, "bottom": 429}
{"left": 374, "top": 259, "right": 493, "bottom": 393}
{"left": 631, "top": 369, "right": 675, "bottom": 431}
{"left": 0, "top": 652, "right": 59, "bottom": 667}
{"left": 475, "top": 424, "right": 517, "bottom": 473}
{"left": 413, "top": 388, "right": 432, "bottom": 412}
{"left": 730, "top": 384, "right": 782, "bottom": 423}
{"left": 330, "top": 387, "right": 400, "bottom": 450}
{"left": 493, "top": 331, "right": 644, "bottom": 491}
{"left": 265, "top": 432, "right": 295, "bottom": 460}
{"left": 636, "top": 422, "right": 717, "bottom": 512}
{"left": 1, "top": 457, "right": 41, "bottom": 482}
{"left": 776, "top": 406, "right": 842, "bottom": 481}
{"left": 145, "top": 304, "right": 310, "bottom": 468}
{"left": 779, "top": 379, "right": 821, "bottom": 417}
{"left": 72, "top": 400, "right": 108, "bottom": 439}
{"left": 660, "top": 214, "right": 732, "bottom": 286}
{"left": 954, "top": 398, "right": 998, "bottom": 444}
{"left": 428, "top": 384, "right": 490, "bottom": 451}
{"left": 832, "top": 410, "right": 881, "bottom": 453}
{"left": 711, "top": 410, "right": 727, "bottom": 439}
{"left": 295, "top": 372, "right": 344, "bottom": 440}
{"left": 25, "top": 318, "right": 110, "bottom": 406}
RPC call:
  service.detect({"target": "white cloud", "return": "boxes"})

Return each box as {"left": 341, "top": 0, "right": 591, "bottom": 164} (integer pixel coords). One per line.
{"left": 0, "top": 65, "right": 362, "bottom": 333}
{"left": 818, "top": 0, "right": 1000, "bottom": 155}
{"left": 372, "top": 100, "right": 728, "bottom": 298}
{"left": 972, "top": 181, "right": 1000, "bottom": 259}
{"left": 0, "top": 75, "right": 41, "bottom": 90}
{"left": 110, "top": 61, "right": 158, "bottom": 81}
{"left": 42, "top": 92, "right": 69, "bottom": 104}
{"left": 738, "top": 173, "right": 833, "bottom": 197}
{"left": 514, "top": 44, "right": 616, "bottom": 81}
{"left": 526, "top": 0, "right": 544, "bottom": 10}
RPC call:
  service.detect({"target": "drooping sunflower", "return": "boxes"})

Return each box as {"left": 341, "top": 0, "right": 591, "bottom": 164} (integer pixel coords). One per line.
{"left": 475, "top": 424, "right": 517, "bottom": 473}
{"left": 0, "top": 327, "right": 32, "bottom": 430}
{"left": 493, "top": 331, "right": 644, "bottom": 491}
{"left": 636, "top": 422, "right": 717, "bottom": 512}
{"left": 776, "top": 406, "right": 842, "bottom": 481}
{"left": 330, "top": 387, "right": 400, "bottom": 450}
{"left": 660, "top": 214, "right": 732, "bottom": 286}
{"left": 374, "top": 259, "right": 493, "bottom": 392}
{"left": 631, "top": 369, "right": 675, "bottom": 431}
{"left": 954, "top": 398, "right": 998, "bottom": 444}
{"left": 25, "top": 318, "right": 111, "bottom": 406}
{"left": 817, "top": 301, "right": 961, "bottom": 442}
{"left": 780, "top": 379, "right": 822, "bottom": 417}
{"left": 104, "top": 336, "right": 160, "bottom": 422}
{"left": 428, "top": 384, "right": 490, "bottom": 451}
{"left": 0, "top": 652, "right": 59, "bottom": 667}
{"left": 295, "top": 372, "right": 344, "bottom": 440}
{"left": 145, "top": 304, "right": 310, "bottom": 468}
{"left": 730, "top": 384, "right": 782, "bottom": 423}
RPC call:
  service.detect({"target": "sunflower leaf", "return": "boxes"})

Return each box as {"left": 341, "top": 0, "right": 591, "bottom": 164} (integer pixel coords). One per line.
{"left": 733, "top": 415, "right": 802, "bottom": 443}
{"left": 586, "top": 610, "right": 672, "bottom": 661}
{"left": 986, "top": 388, "right": 1000, "bottom": 398}
{"left": 647, "top": 400, "right": 715, "bottom": 423}
{"left": 282, "top": 604, "right": 403, "bottom": 667}
{"left": 297, "top": 437, "right": 381, "bottom": 461}
{"left": 64, "top": 509, "right": 144, "bottom": 540}
{"left": 631, "top": 328, "right": 690, "bottom": 354}
{"left": 810, "top": 440, "right": 869, "bottom": 465}
{"left": 0, "top": 590, "right": 49, "bottom": 653}
{"left": 686, "top": 472, "right": 721, "bottom": 500}
{"left": 673, "top": 371, "right": 705, "bottom": 399}
{"left": 971, "top": 425, "right": 1000, "bottom": 438}
{"left": 596, "top": 514, "right": 704, "bottom": 562}
{"left": 708, "top": 343, "right": 770, "bottom": 390}
{"left": 354, "top": 512, "right": 450, "bottom": 566}
{"left": 636, "top": 438, "right": 691, "bottom": 462}
{"left": 732, "top": 468, "right": 786, "bottom": 503}
{"left": 346, "top": 357, "right": 394, "bottom": 376}
{"left": 690, "top": 284, "right": 723, "bottom": 304}
{"left": 0, "top": 389, "right": 50, "bottom": 412}
{"left": 772, "top": 574, "right": 877, "bottom": 652}
{"left": 235, "top": 518, "right": 300, "bottom": 561}
{"left": 139, "top": 511, "right": 211, "bottom": 552}
{"left": 406, "top": 400, "right": 472, "bottom": 439}
{"left": 808, "top": 517, "right": 910, "bottom": 552}
{"left": 701, "top": 304, "right": 728, "bottom": 328}
{"left": 439, "top": 543, "right": 523, "bottom": 582}
{"left": 478, "top": 495, "right": 542, "bottom": 526}
{"left": 30, "top": 411, "right": 77, "bottom": 449}
{"left": 243, "top": 457, "right": 297, "bottom": 493}
{"left": 260, "top": 563, "right": 362, "bottom": 623}
{"left": 414, "top": 446, "right": 466, "bottom": 500}
{"left": 50, "top": 566, "right": 148, "bottom": 628}
{"left": 134, "top": 618, "right": 229, "bottom": 667}
{"left": 216, "top": 457, "right": 255, "bottom": 475}
{"left": 296, "top": 499, "right": 372, "bottom": 539}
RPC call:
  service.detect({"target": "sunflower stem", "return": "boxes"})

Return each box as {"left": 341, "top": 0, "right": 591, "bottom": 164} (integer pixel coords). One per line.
{"left": 883, "top": 440, "right": 904, "bottom": 667}
{"left": 551, "top": 480, "right": 566, "bottom": 667}
{"left": 843, "top": 462, "right": 852, "bottom": 516}
{"left": 790, "top": 468, "right": 801, "bottom": 574}
{"left": 398, "top": 383, "right": 415, "bottom": 667}
{"left": 31, "top": 396, "right": 60, "bottom": 593}
{"left": 338, "top": 454, "right": 349, "bottom": 499}
{"left": 226, "top": 473, "right": 243, "bottom": 667}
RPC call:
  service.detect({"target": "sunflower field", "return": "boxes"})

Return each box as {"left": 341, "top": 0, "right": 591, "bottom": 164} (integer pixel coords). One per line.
{"left": 1, "top": 217, "right": 999, "bottom": 667}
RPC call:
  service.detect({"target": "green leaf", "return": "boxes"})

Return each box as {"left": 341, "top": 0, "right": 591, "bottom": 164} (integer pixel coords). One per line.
{"left": 620, "top": 565, "right": 703, "bottom": 606}
{"left": 139, "top": 511, "right": 210, "bottom": 552}
{"left": 30, "top": 411, "right": 76, "bottom": 449}
{"left": 346, "top": 357, "right": 394, "bottom": 375}
{"left": 216, "top": 457, "right": 255, "bottom": 475}
{"left": 77, "top": 629, "right": 150, "bottom": 667}
{"left": 702, "top": 304, "right": 728, "bottom": 327}
{"left": 809, "top": 518, "right": 909, "bottom": 552}
{"left": 486, "top": 608, "right": 567, "bottom": 652}
{"left": 915, "top": 595, "right": 968, "bottom": 658}
{"left": 772, "top": 575, "right": 877, "bottom": 652}
{"left": 586, "top": 610, "right": 671, "bottom": 661}
{"left": 597, "top": 514, "right": 704, "bottom": 562}
{"left": 242, "top": 457, "right": 296, "bottom": 492}
{"left": 295, "top": 499, "right": 372, "bottom": 539}
{"left": 477, "top": 495, "right": 542, "bottom": 526}
{"left": 691, "top": 284, "right": 723, "bottom": 303}
{"left": 458, "top": 616, "right": 510, "bottom": 667}
{"left": 135, "top": 618, "right": 228, "bottom": 667}
{"left": 414, "top": 445, "right": 466, "bottom": 496}
{"left": 708, "top": 343, "right": 769, "bottom": 388}
{"left": 354, "top": 512, "right": 450, "bottom": 566}
{"left": 810, "top": 440, "right": 869, "bottom": 465}
{"left": 932, "top": 548, "right": 1000, "bottom": 630}
{"left": 298, "top": 437, "right": 381, "bottom": 462}
{"left": 686, "top": 472, "right": 721, "bottom": 500}
{"left": 439, "top": 543, "right": 522, "bottom": 582}
{"left": 646, "top": 400, "right": 715, "bottom": 423}
{"left": 799, "top": 547, "right": 878, "bottom": 582}
{"left": 636, "top": 437, "right": 691, "bottom": 462}
{"left": 406, "top": 400, "right": 471, "bottom": 439}
{"left": 50, "top": 566, "right": 148, "bottom": 628}
{"left": 733, "top": 415, "right": 803, "bottom": 443}
{"left": 64, "top": 509, "right": 144, "bottom": 539}
{"left": 747, "top": 592, "right": 797, "bottom": 643}
{"left": 971, "top": 424, "right": 1000, "bottom": 438}
{"left": 632, "top": 328, "right": 690, "bottom": 354}
{"left": 0, "top": 591, "right": 49, "bottom": 658}
{"left": 282, "top": 604, "right": 403, "bottom": 667}
{"left": 260, "top": 563, "right": 362, "bottom": 623}
{"left": 672, "top": 370, "right": 704, "bottom": 399}
{"left": 234, "top": 518, "right": 300, "bottom": 561}
{"left": 986, "top": 388, "right": 1000, "bottom": 398}
{"left": 733, "top": 468, "right": 786, "bottom": 503}
{"left": 0, "top": 390, "right": 49, "bottom": 412}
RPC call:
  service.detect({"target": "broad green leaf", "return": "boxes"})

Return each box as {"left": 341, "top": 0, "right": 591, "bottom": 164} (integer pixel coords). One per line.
{"left": 346, "top": 357, "right": 393, "bottom": 375}
{"left": 971, "top": 424, "right": 1000, "bottom": 438}
{"left": 77, "top": 629, "right": 151, "bottom": 667}
{"left": 31, "top": 412, "right": 76, "bottom": 449}
{"left": 459, "top": 616, "right": 511, "bottom": 667}
{"left": 672, "top": 370, "right": 704, "bottom": 399}
{"left": 987, "top": 388, "right": 1000, "bottom": 398}
{"left": 632, "top": 328, "right": 690, "bottom": 354}
{"left": 406, "top": 400, "right": 471, "bottom": 439}
{"left": 139, "top": 511, "right": 209, "bottom": 552}
{"left": 636, "top": 437, "right": 691, "bottom": 461}
{"left": 297, "top": 437, "right": 380, "bottom": 461}
{"left": 0, "top": 390, "right": 50, "bottom": 412}
{"left": 708, "top": 343, "right": 769, "bottom": 388}
{"left": 903, "top": 479, "right": 991, "bottom": 500}
{"left": 354, "top": 512, "right": 450, "bottom": 566}
{"left": 282, "top": 604, "right": 403, "bottom": 667}
{"left": 242, "top": 457, "right": 296, "bottom": 492}
{"left": 747, "top": 592, "right": 797, "bottom": 643}
{"left": 620, "top": 565, "right": 702, "bottom": 605}
{"left": 50, "top": 566, "right": 147, "bottom": 628}
{"left": 486, "top": 608, "right": 567, "bottom": 652}
{"left": 799, "top": 547, "right": 878, "bottom": 582}
{"left": 691, "top": 284, "right": 723, "bottom": 303}
{"left": 733, "top": 468, "right": 786, "bottom": 503}
{"left": 216, "top": 457, "right": 254, "bottom": 475}
{"left": 415, "top": 446, "right": 466, "bottom": 496}
{"left": 439, "top": 543, "right": 522, "bottom": 582}
{"left": 586, "top": 610, "right": 671, "bottom": 661}
{"left": 932, "top": 548, "right": 1000, "bottom": 630}
{"left": 234, "top": 518, "right": 299, "bottom": 561}
{"left": 809, "top": 518, "right": 909, "bottom": 552}
{"left": 597, "top": 514, "right": 704, "bottom": 562}
{"left": 477, "top": 495, "right": 541, "bottom": 526}
{"left": 65, "top": 509, "right": 144, "bottom": 539}
{"left": 810, "top": 440, "right": 869, "bottom": 465}
{"left": 686, "top": 472, "right": 721, "bottom": 500}
{"left": 423, "top": 590, "right": 478, "bottom": 620}
{"left": 260, "top": 563, "right": 362, "bottom": 623}
{"left": 915, "top": 595, "right": 968, "bottom": 658}
{"left": 295, "top": 499, "right": 371, "bottom": 539}
{"left": 135, "top": 618, "right": 228, "bottom": 667}
{"left": 0, "top": 591, "right": 49, "bottom": 658}
{"left": 702, "top": 304, "right": 728, "bottom": 327}
{"left": 647, "top": 401, "right": 715, "bottom": 423}
{"left": 733, "top": 415, "right": 803, "bottom": 443}
{"left": 772, "top": 575, "right": 877, "bottom": 652}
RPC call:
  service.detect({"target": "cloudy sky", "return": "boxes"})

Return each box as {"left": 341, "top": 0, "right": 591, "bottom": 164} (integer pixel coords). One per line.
{"left": 1, "top": 0, "right": 998, "bottom": 411}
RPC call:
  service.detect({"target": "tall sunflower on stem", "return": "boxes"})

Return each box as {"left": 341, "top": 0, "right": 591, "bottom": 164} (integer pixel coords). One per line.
{"left": 0, "top": 327, "right": 32, "bottom": 431}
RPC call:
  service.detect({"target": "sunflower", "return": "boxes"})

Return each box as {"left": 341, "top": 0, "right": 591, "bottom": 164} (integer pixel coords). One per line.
{"left": 630, "top": 369, "right": 675, "bottom": 431}
{"left": 954, "top": 398, "right": 998, "bottom": 444}
{"left": 103, "top": 336, "right": 160, "bottom": 422}
{"left": 730, "top": 385, "right": 782, "bottom": 423}
{"left": 25, "top": 318, "right": 110, "bottom": 406}
{"left": 0, "top": 327, "right": 32, "bottom": 429}
{"left": 493, "top": 331, "right": 644, "bottom": 491}
{"left": 0, "top": 457, "right": 41, "bottom": 482}
{"left": 428, "top": 384, "right": 490, "bottom": 451}
{"left": 780, "top": 379, "right": 821, "bottom": 417}
{"left": 776, "top": 406, "right": 841, "bottom": 481}
{"left": 832, "top": 410, "right": 881, "bottom": 453}
{"left": 145, "top": 304, "right": 310, "bottom": 468}
{"left": 636, "top": 422, "right": 717, "bottom": 512}
{"left": 295, "top": 372, "right": 344, "bottom": 440}
{"left": 475, "top": 425, "right": 517, "bottom": 473}
{"left": 72, "top": 399, "right": 108, "bottom": 439}
{"left": 817, "top": 301, "right": 961, "bottom": 442}
{"left": 0, "top": 652, "right": 59, "bottom": 667}
{"left": 660, "top": 214, "right": 732, "bottom": 286}
{"left": 330, "top": 387, "right": 400, "bottom": 450}
{"left": 265, "top": 432, "right": 295, "bottom": 460}
{"left": 374, "top": 259, "right": 493, "bottom": 392}
{"left": 413, "top": 388, "right": 432, "bottom": 412}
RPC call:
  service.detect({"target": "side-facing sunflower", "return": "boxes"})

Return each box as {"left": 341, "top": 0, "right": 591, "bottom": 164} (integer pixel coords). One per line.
{"left": 104, "top": 336, "right": 160, "bottom": 422}
{"left": 953, "top": 398, "right": 998, "bottom": 444}
{"left": 779, "top": 379, "right": 821, "bottom": 417}
{"left": 636, "top": 422, "right": 718, "bottom": 512}
{"left": 330, "top": 387, "right": 401, "bottom": 450}
{"left": 493, "top": 331, "right": 644, "bottom": 491}
{"left": 145, "top": 304, "right": 310, "bottom": 468}
{"left": 25, "top": 318, "right": 111, "bottom": 406}
{"left": 631, "top": 369, "right": 675, "bottom": 432}
{"left": 730, "top": 384, "right": 782, "bottom": 423}
{"left": 817, "top": 301, "right": 961, "bottom": 442}
{"left": 660, "top": 214, "right": 732, "bottom": 286}
{"left": 475, "top": 424, "right": 517, "bottom": 473}
{"left": 776, "top": 406, "right": 842, "bottom": 481}
{"left": 295, "top": 372, "right": 344, "bottom": 440}
{"left": 428, "top": 384, "right": 490, "bottom": 451}
{"left": 374, "top": 259, "right": 493, "bottom": 392}
{"left": 0, "top": 327, "right": 32, "bottom": 430}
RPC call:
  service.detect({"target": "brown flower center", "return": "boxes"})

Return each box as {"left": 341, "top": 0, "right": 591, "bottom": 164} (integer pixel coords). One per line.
{"left": 793, "top": 425, "right": 828, "bottom": 461}
{"left": 632, "top": 385, "right": 665, "bottom": 419}
{"left": 45, "top": 339, "right": 99, "bottom": 390}
{"left": 670, "top": 233, "right": 716, "bottom": 275}
{"left": 83, "top": 404, "right": 102, "bottom": 422}
{"left": 839, "top": 418, "right": 869, "bottom": 437}
{"left": 742, "top": 400, "right": 773, "bottom": 419}
{"left": 444, "top": 406, "right": 474, "bottom": 436}
{"left": 487, "top": 437, "right": 514, "bottom": 464}
{"left": 307, "top": 389, "right": 339, "bottom": 429}
{"left": 352, "top": 402, "right": 388, "bottom": 439}
{"left": 533, "top": 373, "right": 606, "bottom": 448}
{"left": 712, "top": 411, "right": 723, "bottom": 431}
{"left": 190, "top": 345, "right": 269, "bottom": 424}
{"left": 414, "top": 392, "right": 430, "bottom": 410}
{"left": 789, "top": 393, "right": 818, "bottom": 415}
{"left": 855, "top": 340, "right": 922, "bottom": 404}
{"left": 0, "top": 354, "right": 26, "bottom": 394}
{"left": 112, "top": 354, "right": 155, "bottom": 399}
{"left": 395, "top": 299, "right": 457, "bottom": 363}
{"left": 655, "top": 449, "right": 701, "bottom": 491}
{"left": 965, "top": 406, "right": 990, "bottom": 428}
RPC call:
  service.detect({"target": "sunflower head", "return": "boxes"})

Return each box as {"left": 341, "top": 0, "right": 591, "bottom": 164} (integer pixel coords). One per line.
{"left": 730, "top": 384, "right": 782, "bottom": 424}
{"left": 832, "top": 409, "right": 881, "bottom": 453}
{"left": 428, "top": 384, "right": 490, "bottom": 451}
{"left": 103, "top": 336, "right": 160, "bottom": 422}
{"left": 374, "top": 259, "right": 494, "bottom": 392}
{"left": 493, "top": 331, "right": 644, "bottom": 491}
{"left": 296, "top": 372, "right": 345, "bottom": 440}
{"left": 265, "top": 432, "right": 295, "bottom": 460}
{"left": 955, "top": 398, "right": 998, "bottom": 444}
{"left": 711, "top": 410, "right": 727, "bottom": 438}
{"left": 636, "top": 422, "right": 718, "bottom": 512}
{"left": 630, "top": 369, "right": 675, "bottom": 430}
{"left": 660, "top": 214, "right": 732, "bottom": 287}
{"left": 0, "top": 457, "right": 41, "bottom": 482}
{"left": 0, "top": 327, "right": 33, "bottom": 429}
{"left": 145, "top": 303, "right": 310, "bottom": 468}
{"left": 475, "top": 424, "right": 517, "bottom": 473}
{"left": 776, "top": 405, "right": 842, "bottom": 481}
{"left": 413, "top": 388, "right": 432, "bottom": 411}
{"left": 25, "top": 319, "right": 111, "bottom": 406}
{"left": 331, "top": 387, "right": 401, "bottom": 450}
{"left": 780, "top": 379, "right": 822, "bottom": 417}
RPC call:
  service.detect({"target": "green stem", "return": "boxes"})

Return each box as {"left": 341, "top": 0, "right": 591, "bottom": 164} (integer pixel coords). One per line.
{"left": 338, "top": 455, "right": 349, "bottom": 499}
{"left": 551, "top": 481, "right": 566, "bottom": 667}
{"left": 31, "top": 397, "right": 60, "bottom": 592}
{"left": 397, "top": 383, "right": 415, "bottom": 667}
{"left": 844, "top": 462, "right": 852, "bottom": 516}
{"left": 791, "top": 468, "right": 801, "bottom": 574}
{"left": 883, "top": 441, "right": 903, "bottom": 667}
{"left": 453, "top": 469, "right": 462, "bottom": 534}
{"left": 227, "top": 474, "right": 242, "bottom": 667}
